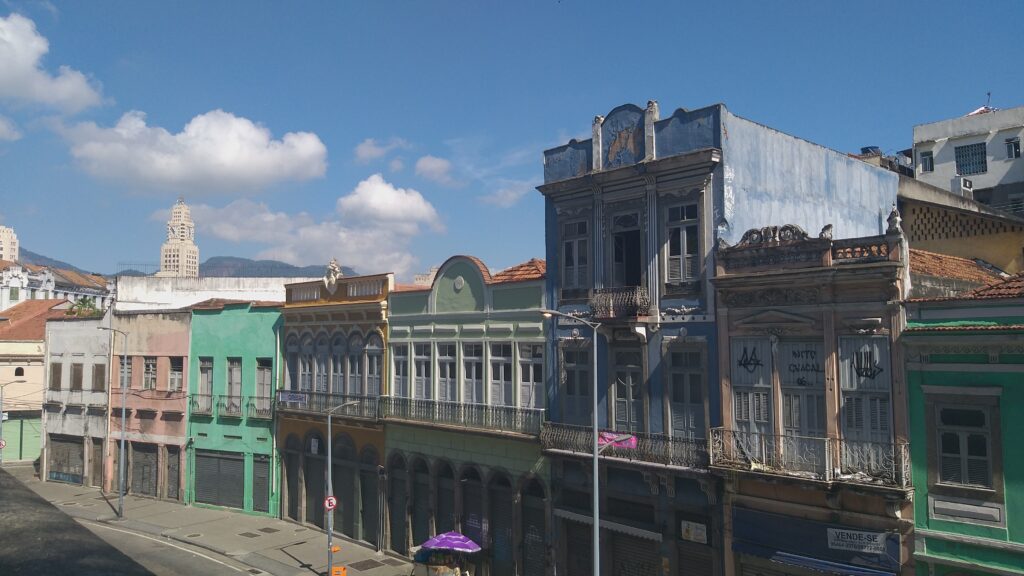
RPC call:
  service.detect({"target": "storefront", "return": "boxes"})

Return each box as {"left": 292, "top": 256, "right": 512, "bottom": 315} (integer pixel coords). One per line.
{"left": 47, "top": 433, "right": 84, "bottom": 484}
{"left": 732, "top": 509, "right": 900, "bottom": 576}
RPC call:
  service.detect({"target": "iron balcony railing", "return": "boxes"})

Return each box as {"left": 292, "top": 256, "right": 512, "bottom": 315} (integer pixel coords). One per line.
{"left": 275, "top": 390, "right": 379, "bottom": 420}
{"left": 709, "top": 428, "right": 909, "bottom": 488}
{"left": 540, "top": 422, "right": 709, "bottom": 470}
{"left": 247, "top": 396, "right": 274, "bottom": 419}
{"left": 380, "top": 397, "right": 545, "bottom": 436}
{"left": 589, "top": 286, "right": 651, "bottom": 320}
{"left": 190, "top": 393, "right": 213, "bottom": 415}
{"left": 216, "top": 394, "right": 243, "bottom": 418}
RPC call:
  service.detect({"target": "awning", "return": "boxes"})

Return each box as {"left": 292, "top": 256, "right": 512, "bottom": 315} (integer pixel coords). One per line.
{"left": 734, "top": 541, "right": 896, "bottom": 576}
{"left": 553, "top": 507, "right": 662, "bottom": 542}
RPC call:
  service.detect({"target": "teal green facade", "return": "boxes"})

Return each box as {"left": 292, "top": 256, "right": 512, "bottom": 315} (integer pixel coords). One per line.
{"left": 905, "top": 297, "right": 1024, "bottom": 576}
{"left": 186, "top": 302, "right": 282, "bottom": 516}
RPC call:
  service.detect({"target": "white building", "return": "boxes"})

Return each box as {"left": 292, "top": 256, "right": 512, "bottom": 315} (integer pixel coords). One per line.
{"left": 156, "top": 198, "right": 199, "bottom": 278}
{"left": 0, "top": 261, "right": 113, "bottom": 313}
{"left": 0, "top": 225, "right": 18, "bottom": 262}
{"left": 913, "top": 105, "right": 1024, "bottom": 211}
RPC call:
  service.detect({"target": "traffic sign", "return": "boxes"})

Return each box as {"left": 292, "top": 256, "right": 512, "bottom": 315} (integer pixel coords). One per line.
{"left": 324, "top": 495, "right": 337, "bottom": 511}
{"left": 0, "top": 439, "right": 6, "bottom": 450}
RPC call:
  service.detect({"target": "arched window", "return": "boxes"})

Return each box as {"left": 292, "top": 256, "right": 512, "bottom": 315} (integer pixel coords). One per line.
{"left": 299, "top": 335, "right": 314, "bottom": 391}
{"left": 315, "top": 334, "right": 330, "bottom": 393}
{"left": 14, "top": 367, "right": 24, "bottom": 377}
{"left": 366, "top": 333, "right": 383, "bottom": 397}
{"left": 331, "top": 334, "right": 347, "bottom": 395}
{"left": 285, "top": 335, "right": 300, "bottom": 391}
{"left": 348, "top": 334, "right": 365, "bottom": 396}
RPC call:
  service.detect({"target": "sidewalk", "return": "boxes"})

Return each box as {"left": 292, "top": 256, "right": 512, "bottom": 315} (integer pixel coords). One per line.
{"left": 5, "top": 465, "right": 411, "bottom": 576}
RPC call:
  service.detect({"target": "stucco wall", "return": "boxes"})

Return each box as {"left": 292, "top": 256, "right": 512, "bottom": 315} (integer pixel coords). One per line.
{"left": 115, "top": 276, "right": 311, "bottom": 312}
{"left": 914, "top": 106, "right": 1024, "bottom": 193}
{"left": 45, "top": 317, "right": 110, "bottom": 439}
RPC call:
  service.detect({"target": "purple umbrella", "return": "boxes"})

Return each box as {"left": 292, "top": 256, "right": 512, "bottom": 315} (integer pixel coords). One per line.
{"left": 420, "top": 531, "right": 482, "bottom": 553}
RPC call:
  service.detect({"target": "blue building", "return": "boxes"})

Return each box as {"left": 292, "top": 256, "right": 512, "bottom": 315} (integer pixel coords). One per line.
{"left": 537, "top": 101, "right": 898, "bottom": 576}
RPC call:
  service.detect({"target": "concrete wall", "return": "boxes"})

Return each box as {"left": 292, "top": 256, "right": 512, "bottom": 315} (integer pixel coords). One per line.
{"left": 386, "top": 422, "right": 547, "bottom": 481}
{"left": 44, "top": 316, "right": 109, "bottom": 439}
{"left": 914, "top": 106, "right": 1024, "bottom": 193}
{"left": 1, "top": 341, "right": 46, "bottom": 411}
{"left": 115, "top": 276, "right": 312, "bottom": 312}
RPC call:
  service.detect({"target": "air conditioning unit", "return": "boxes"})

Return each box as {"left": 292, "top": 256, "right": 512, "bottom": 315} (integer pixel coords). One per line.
{"left": 951, "top": 176, "right": 974, "bottom": 199}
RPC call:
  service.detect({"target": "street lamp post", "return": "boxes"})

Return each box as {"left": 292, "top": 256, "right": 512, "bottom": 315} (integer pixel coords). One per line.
{"left": 542, "top": 309, "right": 602, "bottom": 576}
{"left": 98, "top": 326, "right": 128, "bottom": 519}
{"left": 326, "top": 399, "right": 359, "bottom": 575}
{"left": 0, "top": 379, "right": 27, "bottom": 466}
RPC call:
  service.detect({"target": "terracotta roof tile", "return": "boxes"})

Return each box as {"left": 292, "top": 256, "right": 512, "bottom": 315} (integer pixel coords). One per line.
{"left": 393, "top": 283, "right": 430, "bottom": 293}
{"left": 0, "top": 299, "right": 68, "bottom": 341}
{"left": 491, "top": 258, "right": 546, "bottom": 284}
{"left": 908, "top": 249, "right": 1004, "bottom": 285}
{"left": 190, "top": 298, "right": 280, "bottom": 311}
{"left": 963, "top": 273, "right": 1024, "bottom": 300}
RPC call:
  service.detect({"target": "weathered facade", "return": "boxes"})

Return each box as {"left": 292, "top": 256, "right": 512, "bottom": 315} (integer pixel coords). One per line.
{"left": 903, "top": 275, "right": 1024, "bottom": 576}
{"left": 41, "top": 312, "right": 110, "bottom": 486}
{"left": 537, "top": 101, "right": 899, "bottom": 576}
{"left": 711, "top": 217, "right": 913, "bottom": 576}
{"left": 104, "top": 309, "right": 190, "bottom": 501}
{"left": 185, "top": 300, "right": 281, "bottom": 515}
{"left": 276, "top": 265, "right": 392, "bottom": 550}
{"left": 385, "top": 256, "right": 549, "bottom": 574}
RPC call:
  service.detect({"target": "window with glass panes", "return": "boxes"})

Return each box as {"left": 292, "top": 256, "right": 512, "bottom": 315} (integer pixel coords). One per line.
{"left": 169, "top": 357, "right": 183, "bottom": 392}
{"left": 256, "top": 358, "right": 273, "bottom": 402}
{"left": 668, "top": 348, "right": 704, "bottom": 439}
{"left": 937, "top": 405, "right": 992, "bottom": 488}
{"left": 331, "top": 335, "right": 346, "bottom": 395}
{"left": 561, "top": 220, "right": 589, "bottom": 294}
{"left": 315, "top": 336, "right": 330, "bottom": 393}
{"left": 561, "top": 345, "right": 590, "bottom": 426}
{"left": 348, "top": 334, "right": 364, "bottom": 395}
{"left": 489, "top": 343, "right": 513, "bottom": 406}
{"left": 839, "top": 337, "right": 892, "bottom": 445}
{"left": 120, "top": 356, "right": 132, "bottom": 388}
{"left": 199, "top": 358, "right": 213, "bottom": 395}
{"left": 143, "top": 357, "right": 157, "bottom": 389}
{"left": 954, "top": 142, "right": 988, "bottom": 175}
{"left": 730, "top": 337, "right": 772, "bottom": 436}
{"left": 392, "top": 344, "right": 410, "bottom": 398}
{"left": 414, "top": 343, "right": 433, "bottom": 399}
{"left": 227, "top": 358, "right": 242, "bottom": 401}
{"left": 366, "top": 335, "right": 383, "bottom": 397}
{"left": 463, "top": 343, "right": 484, "bottom": 404}
{"left": 1006, "top": 137, "right": 1021, "bottom": 159}
{"left": 437, "top": 343, "right": 457, "bottom": 402}
{"left": 666, "top": 203, "right": 699, "bottom": 285}
{"left": 519, "top": 344, "right": 544, "bottom": 409}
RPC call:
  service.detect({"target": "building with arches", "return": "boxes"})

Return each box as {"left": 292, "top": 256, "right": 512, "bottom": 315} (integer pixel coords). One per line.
{"left": 383, "top": 255, "right": 550, "bottom": 575}
{"left": 276, "top": 269, "right": 393, "bottom": 549}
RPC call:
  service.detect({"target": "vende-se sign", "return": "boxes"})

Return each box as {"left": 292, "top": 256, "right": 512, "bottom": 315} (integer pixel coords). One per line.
{"left": 826, "top": 528, "right": 886, "bottom": 554}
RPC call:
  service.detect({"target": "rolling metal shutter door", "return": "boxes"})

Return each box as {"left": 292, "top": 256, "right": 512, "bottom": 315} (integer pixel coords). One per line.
{"left": 90, "top": 438, "right": 103, "bottom": 487}
{"left": 131, "top": 443, "right": 158, "bottom": 496}
{"left": 678, "top": 541, "right": 713, "bottom": 576}
{"left": 195, "top": 450, "right": 243, "bottom": 508}
{"left": 166, "top": 446, "right": 180, "bottom": 501}
{"left": 389, "top": 472, "right": 408, "bottom": 555}
{"left": 522, "top": 496, "right": 546, "bottom": 576}
{"left": 48, "top": 436, "right": 84, "bottom": 484}
{"left": 412, "top": 473, "right": 431, "bottom": 549}
{"left": 490, "top": 486, "right": 514, "bottom": 576}
{"left": 611, "top": 534, "right": 660, "bottom": 576}
{"left": 565, "top": 521, "right": 592, "bottom": 576}
{"left": 252, "top": 455, "right": 270, "bottom": 513}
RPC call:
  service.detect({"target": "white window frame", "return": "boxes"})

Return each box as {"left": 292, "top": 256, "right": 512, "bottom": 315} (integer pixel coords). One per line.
{"left": 920, "top": 150, "right": 934, "bottom": 173}
{"left": 463, "top": 343, "right": 484, "bottom": 404}
{"left": 936, "top": 404, "right": 993, "bottom": 489}
{"left": 168, "top": 357, "right": 183, "bottom": 392}
{"left": 1006, "top": 137, "right": 1021, "bottom": 160}
{"left": 437, "top": 343, "right": 457, "bottom": 402}
{"left": 664, "top": 202, "right": 700, "bottom": 285}
{"left": 143, "top": 357, "right": 157, "bottom": 390}
{"left": 414, "top": 343, "right": 433, "bottom": 400}
{"left": 392, "top": 344, "right": 410, "bottom": 398}
{"left": 489, "top": 343, "right": 514, "bottom": 407}
{"left": 518, "top": 343, "right": 544, "bottom": 409}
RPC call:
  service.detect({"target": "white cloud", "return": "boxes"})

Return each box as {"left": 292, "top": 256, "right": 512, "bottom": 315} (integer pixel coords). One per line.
{"left": 354, "top": 137, "right": 408, "bottom": 163}
{"left": 0, "top": 13, "right": 102, "bottom": 113}
{"left": 388, "top": 157, "right": 404, "bottom": 172}
{"left": 480, "top": 179, "right": 536, "bottom": 208}
{"left": 62, "top": 109, "right": 327, "bottom": 194}
{"left": 0, "top": 115, "right": 21, "bottom": 141}
{"left": 415, "top": 154, "right": 459, "bottom": 187}
{"left": 180, "top": 174, "right": 444, "bottom": 278}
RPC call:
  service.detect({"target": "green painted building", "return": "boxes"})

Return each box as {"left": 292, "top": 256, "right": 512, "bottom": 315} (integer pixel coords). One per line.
{"left": 185, "top": 300, "right": 282, "bottom": 516}
{"left": 383, "top": 256, "right": 551, "bottom": 575}
{"left": 904, "top": 274, "right": 1024, "bottom": 576}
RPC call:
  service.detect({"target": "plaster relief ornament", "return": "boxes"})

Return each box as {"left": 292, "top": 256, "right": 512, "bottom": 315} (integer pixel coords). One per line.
{"left": 886, "top": 204, "right": 903, "bottom": 235}
{"left": 323, "top": 257, "right": 343, "bottom": 294}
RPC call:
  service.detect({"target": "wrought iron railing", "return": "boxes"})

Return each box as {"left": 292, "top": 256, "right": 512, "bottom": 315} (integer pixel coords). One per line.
{"left": 709, "top": 428, "right": 910, "bottom": 488}
{"left": 540, "top": 422, "right": 709, "bottom": 470}
{"left": 380, "top": 397, "right": 545, "bottom": 435}
{"left": 247, "top": 396, "right": 274, "bottom": 420}
{"left": 190, "top": 393, "right": 213, "bottom": 415}
{"left": 589, "top": 286, "right": 651, "bottom": 320}
{"left": 217, "top": 394, "right": 243, "bottom": 417}
{"left": 275, "top": 390, "right": 379, "bottom": 419}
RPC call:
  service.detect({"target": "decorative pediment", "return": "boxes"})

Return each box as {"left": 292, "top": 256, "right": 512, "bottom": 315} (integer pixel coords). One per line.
{"left": 720, "top": 287, "right": 819, "bottom": 308}
{"left": 735, "top": 224, "right": 810, "bottom": 247}
{"left": 734, "top": 309, "right": 816, "bottom": 328}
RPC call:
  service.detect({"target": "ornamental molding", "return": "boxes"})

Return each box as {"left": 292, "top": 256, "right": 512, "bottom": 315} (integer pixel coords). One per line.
{"left": 735, "top": 224, "right": 810, "bottom": 247}
{"left": 720, "top": 287, "right": 819, "bottom": 308}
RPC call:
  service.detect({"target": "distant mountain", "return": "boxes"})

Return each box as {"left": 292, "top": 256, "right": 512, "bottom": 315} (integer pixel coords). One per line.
{"left": 200, "top": 256, "right": 357, "bottom": 278}
{"left": 19, "top": 249, "right": 97, "bottom": 275}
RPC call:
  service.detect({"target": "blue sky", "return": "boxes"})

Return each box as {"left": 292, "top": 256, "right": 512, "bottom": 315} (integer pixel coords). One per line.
{"left": 0, "top": 0, "right": 1020, "bottom": 279}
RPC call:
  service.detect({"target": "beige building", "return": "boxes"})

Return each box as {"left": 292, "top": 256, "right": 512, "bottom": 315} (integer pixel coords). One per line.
{"left": 156, "top": 198, "right": 199, "bottom": 278}
{"left": 0, "top": 225, "right": 18, "bottom": 262}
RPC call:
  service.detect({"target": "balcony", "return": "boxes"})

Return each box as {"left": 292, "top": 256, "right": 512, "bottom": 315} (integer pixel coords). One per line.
{"left": 247, "top": 396, "right": 274, "bottom": 420}
{"left": 540, "top": 422, "right": 709, "bottom": 470}
{"left": 709, "top": 428, "right": 909, "bottom": 489}
{"left": 190, "top": 394, "right": 213, "bottom": 415}
{"left": 380, "top": 397, "right": 545, "bottom": 436}
{"left": 589, "top": 286, "right": 651, "bottom": 320}
{"left": 216, "top": 395, "right": 243, "bottom": 418}
{"left": 275, "top": 390, "right": 379, "bottom": 420}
